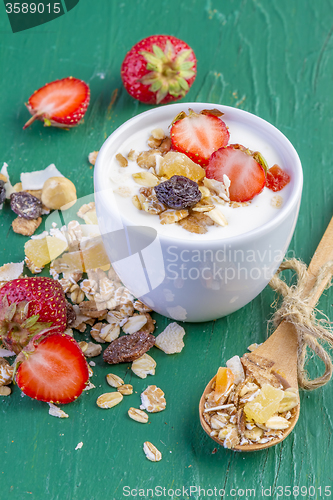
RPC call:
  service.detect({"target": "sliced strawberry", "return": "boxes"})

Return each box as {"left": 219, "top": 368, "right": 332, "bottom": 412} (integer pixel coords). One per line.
{"left": 0, "top": 277, "right": 67, "bottom": 354}
{"left": 170, "top": 109, "right": 229, "bottom": 166}
{"left": 206, "top": 145, "right": 266, "bottom": 202}
{"left": 23, "top": 77, "right": 90, "bottom": 129}
{"left": 266, "top": 165, "right": 290, "bottom": 192}
{"left": 15, "top": 332, "right": 89, "bottom": 404}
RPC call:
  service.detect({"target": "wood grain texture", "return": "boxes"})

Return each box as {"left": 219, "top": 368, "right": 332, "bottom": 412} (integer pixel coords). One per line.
{"left": 1, "top": 0, "right": 333, "bottom": 498}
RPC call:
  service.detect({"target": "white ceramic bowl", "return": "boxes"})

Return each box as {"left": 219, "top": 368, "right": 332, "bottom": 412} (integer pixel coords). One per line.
{"left": 94, "top": 103, "right": 302, "bottom": 322}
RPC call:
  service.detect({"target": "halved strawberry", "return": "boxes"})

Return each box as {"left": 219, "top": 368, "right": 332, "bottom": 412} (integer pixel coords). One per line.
{"left": 15, "top": 332, "right": 89, "bottom": 404}
{"left": 266, "top": 165, "right": 290, "bottom": 192}
{"left": 23, "top": 77, "right": 90, "bottom": 129}
{"left": 170, "top": 109, "right": 230, "bottom": 166}
{"left": 206, "top": 145, "right": 266, "bottom": 202}
{"left": 0, "top": 277, "right": 67, "bottom": 354}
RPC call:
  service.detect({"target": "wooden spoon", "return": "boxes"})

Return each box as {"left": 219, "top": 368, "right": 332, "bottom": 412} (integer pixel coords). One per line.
{"left": 199, "top": 216, "right": 333, "bottom": 451}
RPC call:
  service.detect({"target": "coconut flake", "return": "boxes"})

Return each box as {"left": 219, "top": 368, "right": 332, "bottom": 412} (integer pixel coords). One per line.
{"left": 48, "top": 402, "right": 69, "bottom": 418}
{"left": 1, "top": 162, "right": 15, "bottom": 199}
{"left": 0, "top": 261, "right": 24, "bottom": 281}
{"left": 21, "top": 164, "right": 64, "bottom": 190}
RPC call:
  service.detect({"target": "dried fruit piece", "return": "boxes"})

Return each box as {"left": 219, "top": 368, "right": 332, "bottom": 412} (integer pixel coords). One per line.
{"left": 155, "top": 322, "right": 185, "bottom": 354}
{"left": 140, "top": 385, "right": 166, "bottom": 413}
{"left": 266, "top": 165, "right": 290, "bottom": 192}
{"left": 143, "top": 441, "right": 162, "bottom": 462}
{"left": 159, "top": 152, "right": 205, "bottom": 181}
{"left": 41, "top": 177, "right": 77, "bottom": 210}
{"left": 243, "top": 384, "right": 285, "bottom": 424}
{"left": 214, "top": 367, "right": 235, "bottom": 402}
{"left": 24, "top": 236, "right": 68, "bottom": 268}
{"left": 96, "top": 391, "right": 123, "bottom": 409}
{"left": 128, "top": 407, "right": 149, "bottom": 423}
{"left": 103, "top": 331, "right": 155, "bottom": 365}
{"left": 155, "top": 175, "right": 201, "bottom": 209}
{"left": 10, "top": 192, "right": 42, "bottom": 220}
{"left": 131, "top": 353, "right": 156, "bottom": 378}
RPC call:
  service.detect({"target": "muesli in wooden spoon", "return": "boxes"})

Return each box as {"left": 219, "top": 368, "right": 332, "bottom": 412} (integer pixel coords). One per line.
{"left": 200, "top": 216, "right": 333, "bottom": 451}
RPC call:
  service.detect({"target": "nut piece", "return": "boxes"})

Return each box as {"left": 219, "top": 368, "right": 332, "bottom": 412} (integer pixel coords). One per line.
{"left": 106, "top": 373, "right": 124, "bottom": 388}
{"left": 0, "top": 358, "right": 14, "bottom": 386}
{"left": 41, "top": 176, "right": 77, "bottom": 210}
{"left": 155, "top": 322, "right": 185, "bottom": 354}
{"left": 12, "top": 216, "right": 42, "bottom": 236}
{"left": 103, "top": 331, "right": 155, "bottom": 365}
{"left": 88, "top": 151, "right": 99, "bottom": 165}
{"left": 140, "top": 385, "right": 166, "bottom": 413}
{"left": 131, "top": 353, "right": 156, "bottom": 379}
{"left": 128, "top": 407, "right": 149, "bottom": 423}
{"left": 115, "top": 153, "right": 128, "bottom": 168}
{"left": 118, "top": 384, "right": 133, "bottom": 395}
{"left": 143, "top": 441, "right": 162, "bottom": 462}
{"left": 96, "top": 392, "right": 123, "bottom": 409}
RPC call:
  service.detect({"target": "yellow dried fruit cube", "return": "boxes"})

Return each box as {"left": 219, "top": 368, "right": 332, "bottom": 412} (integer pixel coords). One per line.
{"left": 24, "top": 236, "right": 68, "bottom": 268}
{"left": 159, "top": 152, "right": 205, "bottom": 182}
{"left": 243, "top": 384, "right": 285, "bottom": 424}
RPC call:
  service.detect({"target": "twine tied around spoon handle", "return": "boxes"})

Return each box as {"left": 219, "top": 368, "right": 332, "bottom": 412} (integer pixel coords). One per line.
{"left": 269, "top": 258, "right": 333, "bottom": 390}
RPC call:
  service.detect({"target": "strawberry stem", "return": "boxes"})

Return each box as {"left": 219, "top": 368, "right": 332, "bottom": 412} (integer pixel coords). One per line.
{"left": 23, "top": 113, "right": 43, "bottom": 130}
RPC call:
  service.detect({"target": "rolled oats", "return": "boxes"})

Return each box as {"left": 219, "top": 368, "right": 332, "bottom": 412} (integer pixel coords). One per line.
{"left": 140, "top": 385, "right": 166, "bottom": 413}
{"left": 12, "top": 216, "right": 42, "bottom": 236}
{"left": 122, "top": 315, "right": 148, "bottom": 334}
{"left": 128, "top": 407, "right": 149, "bottom": 423}
{"left": 143, "top": 441, "right": 162, "bottom": 462}
{"left": 83, "top": 342, "right": 102, "bottom": 358}
{"left": 155, "top": 322, "right": 185, "bottom": 354}
{"left": 106, "top": 373, "right": 124, "bottom": 388}
{"left": 0, "top": 386, "right": 11, "bottom": 396}
{"left": 100, "top": 323, "right": 120, "bottom": 342}
{"left": 206, "top": 207, "right": 228, "bottom": 226}
{"left": 96, "top": 392, "right": 123, "bottom": 409}
{"left": 132, "top": 171, "right": 159, "bottom": 187}
{"left": 133, "top": 300, "right": 152, "bottom": 313}
{"left": 131, "top": 353, "right": 156, "bottom": 379}
{"left": 118, "top": 384, "right": 133, "bottom": 395}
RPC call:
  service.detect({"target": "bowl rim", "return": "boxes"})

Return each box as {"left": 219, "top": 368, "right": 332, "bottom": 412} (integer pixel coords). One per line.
{"left": 94, "top": 102, "right": 303, "bottom": 245}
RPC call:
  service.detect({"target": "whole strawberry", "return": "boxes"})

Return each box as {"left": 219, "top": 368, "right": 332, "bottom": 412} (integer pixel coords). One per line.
{"left": 121, "top": 35, "right": 197, "bottom": 104}
{"left": 23, "top": 77, "right": 90, "bottom": 129}
{"left": 0, "top": 277, "right": 67, "bottom": 354}
{"left": 15, "top": 331, "right": 89, "bottom": 404}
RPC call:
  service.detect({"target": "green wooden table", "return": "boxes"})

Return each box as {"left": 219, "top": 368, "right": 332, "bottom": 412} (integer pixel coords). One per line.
{"left": 1, "top": 1, "right": 333, "bottom": 499}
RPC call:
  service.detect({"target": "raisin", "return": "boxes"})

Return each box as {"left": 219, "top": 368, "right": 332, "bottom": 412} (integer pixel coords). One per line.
{"left": 103, "top": 331, "right": 155, "bottom": 365}
{"left": 0, "top": 180, "right": 6, "bottom": 205}
{"left": 10, "top": 192, "right": 43, "bottom": 220}
{"left": 154, "top": 175, "right": 201, "bottom": 209}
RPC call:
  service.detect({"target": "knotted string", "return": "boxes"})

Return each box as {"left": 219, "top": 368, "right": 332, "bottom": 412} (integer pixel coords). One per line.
{"left": 269, "top": 258, "right": 333, "bottom": 390}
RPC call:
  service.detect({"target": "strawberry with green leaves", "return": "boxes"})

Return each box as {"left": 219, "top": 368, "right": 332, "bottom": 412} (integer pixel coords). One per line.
{"left": 15, "top": 331, "right": 89, "bottom": 404}
{"left": 23, "top": 77, "right": 90, "bottom": 129}
{"left": 0, "top": 277, "right": 67, "bottom": 354}
{"left": 121, "top": 35, "right": 196, "bottom": 104}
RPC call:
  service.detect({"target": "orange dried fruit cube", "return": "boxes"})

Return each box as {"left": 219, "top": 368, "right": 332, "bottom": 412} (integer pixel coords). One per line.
{"left": 159, "top": 152, "right": 205, "bottom": 182}
{"left": 243, "top": 384, "right": 285, "bottom": 424}
{"left": 214, "top": 367, "right": 235, "bottom": 402}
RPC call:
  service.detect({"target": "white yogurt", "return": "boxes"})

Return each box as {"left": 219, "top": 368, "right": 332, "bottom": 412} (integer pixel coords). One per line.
{"left": 105, "top": 116, "right": 292, "bottom": 241}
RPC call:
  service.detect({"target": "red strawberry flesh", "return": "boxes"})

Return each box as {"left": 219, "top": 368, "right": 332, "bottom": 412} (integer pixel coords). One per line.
{"left": 23, "top": 77, "right": 90, "bottom": 129}
{"left": 15, "top": 333, "right": 89, "bottom": 404}
{"left": 206, "top": 146, "right": 266, "bottom": 202}
{"left": 171, "top": 111, "right": 229, "bottom": 166}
